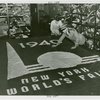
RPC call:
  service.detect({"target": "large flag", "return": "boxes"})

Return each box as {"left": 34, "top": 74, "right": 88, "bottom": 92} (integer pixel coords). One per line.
{"left": 1, "top": 37, "right": 100, "bottom": 95}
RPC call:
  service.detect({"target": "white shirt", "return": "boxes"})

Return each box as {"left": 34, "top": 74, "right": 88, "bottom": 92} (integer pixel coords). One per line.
{"left": 50, "top": 20, "right": 61, "bottom": 35}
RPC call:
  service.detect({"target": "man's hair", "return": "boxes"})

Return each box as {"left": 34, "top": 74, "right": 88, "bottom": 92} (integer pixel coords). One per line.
{"left": 55, "top": 14, "right": 61, "bottom": 21}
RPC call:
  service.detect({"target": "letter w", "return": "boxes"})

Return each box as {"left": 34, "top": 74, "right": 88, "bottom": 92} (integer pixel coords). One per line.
{"left": 7, "top": 88, "right": 17, "bottom": 95}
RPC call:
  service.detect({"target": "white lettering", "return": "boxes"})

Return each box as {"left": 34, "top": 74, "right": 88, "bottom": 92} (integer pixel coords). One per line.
{"left": 21, "top": 86, "right": 29, "bottom": 93}
{"left": 78, "top": 75, "right": 85, "bottom": 80}
{"left": 73, "top": 69, "right": 81, "bottom": 74}
{"left": 80, "top": 67, "right": 89, "bottom": 73}
{"left": 42, "top": 82, "right": 52, "bottom": 88}
{"left": 94, "top": 72, "right": 100, "bottom": 76}
{"left": 32, "top": 84, "right": 40, "bottom": 91}
{"left": 39, "top": 40, "right": 50, "bottom": 46}
{"left": 19, "top": 43, "right": 25, "bottom": 48}
{"left": 63, "top": 78, "right": 72, "bottom": 84}
{"left": 40, "top": 75, "right": 50, "bottom": 80}
{"left": 31, "top": 76, "right": 39, "bottom": 82}
{"left": 58, "top": 72, "right": 65, "bottom": 77}
{"left": 50, "top": 40, "right": 58, "bottom": 45}
{"left": 21, "top": 78, "right": 29, "bottom": 84}
{"left": 53, "top": 80, "right": 62, "bottom": 86}
{"left": 87, "top": 73, "right": 96, "bottom": 78}
{"left": 26, "top": 42, "right": 38, "bottom": 48}
{"left": 7, "top": 88, "right": 17, "bottom": 95}
{"left": 66, "top": 71, "right": 73, "bottom": 76}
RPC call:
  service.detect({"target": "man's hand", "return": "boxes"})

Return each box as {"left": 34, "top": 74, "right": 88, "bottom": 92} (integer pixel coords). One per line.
{"left": 71, "top": 46, "right": 77, "bottom": 49}
{"left": 52, "top": 44, "right": 58, "bottom": 48}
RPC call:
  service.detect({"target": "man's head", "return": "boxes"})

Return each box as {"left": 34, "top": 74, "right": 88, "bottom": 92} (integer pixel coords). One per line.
{"left": 55, "top": 14, "right": 61, "bottom": 21}
{"left": 61, "top": 17, "right": 65, "bottom": 23}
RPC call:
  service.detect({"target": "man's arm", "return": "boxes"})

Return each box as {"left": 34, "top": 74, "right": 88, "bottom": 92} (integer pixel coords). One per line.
{"left": 52, "top": 32, "right": 66, "bottom": 47}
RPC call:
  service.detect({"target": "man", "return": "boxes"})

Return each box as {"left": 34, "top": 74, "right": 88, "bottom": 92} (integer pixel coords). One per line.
{"left": 51, "top": 12, "right": 94, "bottom": 50}
{"left": 50, "top": 14, "right": 62, "bottom": 36}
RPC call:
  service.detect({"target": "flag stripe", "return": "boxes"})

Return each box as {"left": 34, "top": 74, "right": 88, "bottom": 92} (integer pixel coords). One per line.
{"left": 82, "top": 59, "right": 98, "bottom": 62}
{"left": 82, "top": 55, "right": 99, "bottom": 60}
{"left": 81, "top": 60, "right": 97, "bottom": 64}
{"left": 26, "top": 65, "right": 43, "bottom": 69}
{"left": 28, "top": 67, "right": 50, "bottom": 71}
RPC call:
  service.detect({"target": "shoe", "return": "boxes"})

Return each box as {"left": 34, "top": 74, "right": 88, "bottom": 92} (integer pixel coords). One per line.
{"left": 71, "top": 46, "right": 77, "bottom": 49}
{"left": 52, "top": 45, "right": 58, "bottom": 48}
